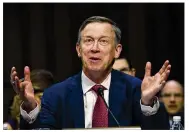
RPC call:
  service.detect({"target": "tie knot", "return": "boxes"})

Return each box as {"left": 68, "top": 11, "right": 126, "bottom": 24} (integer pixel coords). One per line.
{"left": 92, "top": 85, "right": 105, "bottom": 94}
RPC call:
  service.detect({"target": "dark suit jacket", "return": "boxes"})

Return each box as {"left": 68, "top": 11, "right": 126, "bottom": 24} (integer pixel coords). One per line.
{"left": 20, "top": 69, "right": 169, "bottom": 129}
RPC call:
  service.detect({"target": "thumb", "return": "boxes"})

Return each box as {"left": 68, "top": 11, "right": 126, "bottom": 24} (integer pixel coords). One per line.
{"left": 24, "top": 66, "right": 31, "bottom": 82}
{"left": 144, "top": 62, "right": 151, "bottom": 78}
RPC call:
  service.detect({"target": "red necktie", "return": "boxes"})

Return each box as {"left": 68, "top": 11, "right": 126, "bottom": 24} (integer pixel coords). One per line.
{"left": 92, "top": 85, "right": 108, "bottom": 128}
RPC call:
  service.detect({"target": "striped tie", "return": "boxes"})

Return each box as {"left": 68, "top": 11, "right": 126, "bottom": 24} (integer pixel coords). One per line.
{"left": 92, "top": 85, "right": 108, "bottom": 127}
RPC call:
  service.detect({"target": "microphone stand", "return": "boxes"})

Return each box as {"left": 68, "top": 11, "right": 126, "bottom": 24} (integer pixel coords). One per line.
{"left": 97, "top": 88, "right": 120, "bottom": 127}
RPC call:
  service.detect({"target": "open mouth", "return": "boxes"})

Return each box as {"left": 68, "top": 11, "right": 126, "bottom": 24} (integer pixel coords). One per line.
{"left": 168, "top": 105, "right": 177, "bottom": 109}
{"left": 89, "top": 57, "right": 101, "bottom": 62}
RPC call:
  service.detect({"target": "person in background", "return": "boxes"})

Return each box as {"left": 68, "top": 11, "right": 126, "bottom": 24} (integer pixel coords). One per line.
{"left": 4, "top": 69, "right": 54, "bottom": 129}
{"left": 10, "top": 16, "right": 171, "bottom": 129}
{"left": 113, "top": 57, "right": 136, "bottom": 76}
{"left": 160, "top": 80, "right": 184, "bottom": 128}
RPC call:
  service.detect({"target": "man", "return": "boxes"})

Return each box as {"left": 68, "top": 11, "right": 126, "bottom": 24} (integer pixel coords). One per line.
{"left": 10, "top": 16, "right": 171, "bottom": 129}
{"left": 5, "top": 69, "right": 54, "bottom": 129}
{"left": 113, "top": 57, "right": 136, "bottom": 76}
{"left": 160, "top": 80, "right": 184, "bottom": 128}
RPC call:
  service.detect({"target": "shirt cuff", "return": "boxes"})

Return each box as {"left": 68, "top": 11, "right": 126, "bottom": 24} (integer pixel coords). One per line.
{"left": 140, "top": 96, "right": 160, "bottom": 116}
{"left": 20, "top": 101, "right": 40, "bottom": 124}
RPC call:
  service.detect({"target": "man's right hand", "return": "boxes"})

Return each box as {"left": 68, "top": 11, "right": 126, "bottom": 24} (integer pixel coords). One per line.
{"left": 10, "top": 66, "right": 37, "bottom": 112}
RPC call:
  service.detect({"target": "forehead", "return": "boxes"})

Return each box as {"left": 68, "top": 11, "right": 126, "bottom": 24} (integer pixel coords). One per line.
{"left": 162, "top": 82, "right": 183, "bottom": 93}
{"left": 81, "top": 22, "right": 115, "bottom": 37}
{"left": 113, "top": 59, "right": 129, "bottom": 69}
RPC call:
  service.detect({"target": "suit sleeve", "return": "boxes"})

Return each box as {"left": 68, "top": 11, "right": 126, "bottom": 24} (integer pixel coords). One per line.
{"left": 20, "top": 115, "right": 40, "bottom": 129}
{"left": 37, "top": 89, "right": 63, "bottom": 129}
{"left": 132, "top": 78, "right": 170, "bottom": 130}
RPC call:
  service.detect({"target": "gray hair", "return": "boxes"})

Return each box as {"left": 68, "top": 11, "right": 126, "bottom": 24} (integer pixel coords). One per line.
{"left": 77, "top": 16, "right": 121, "bottom": 44}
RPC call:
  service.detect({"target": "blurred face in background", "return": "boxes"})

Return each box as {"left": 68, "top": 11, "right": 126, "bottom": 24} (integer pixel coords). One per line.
{"left": 160, "top": 80, "right": 184, "bottom": 115}
{"left": 113, "top": 58, "right": 136, "bottom": 76}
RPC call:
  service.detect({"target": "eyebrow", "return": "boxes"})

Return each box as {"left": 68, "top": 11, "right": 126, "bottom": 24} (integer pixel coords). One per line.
{"left": 161, "top": 93, "right": 183, "bottom": 96}
{"left": 82, "top": 36, "right": 92, "bottom": 38}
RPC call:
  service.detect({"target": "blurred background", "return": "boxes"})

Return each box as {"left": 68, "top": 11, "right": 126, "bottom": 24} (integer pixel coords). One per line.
{"left": 3, "top": 3, "right": 184, "bottom": 122}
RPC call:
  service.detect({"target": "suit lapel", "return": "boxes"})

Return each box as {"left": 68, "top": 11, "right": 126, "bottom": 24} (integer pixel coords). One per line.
{"left": 68, "top": 70, "right": 128, "bottom": 128}
{"left": 69, "top": 72, "right": 85, "bottom": 128}
{"left": 108, "top": 70, "right": 126, "bottom": 127}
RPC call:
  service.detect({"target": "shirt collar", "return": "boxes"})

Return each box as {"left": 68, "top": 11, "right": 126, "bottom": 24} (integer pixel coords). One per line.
{"left": 81, "top": 71, "right": 111, "bottom": 94}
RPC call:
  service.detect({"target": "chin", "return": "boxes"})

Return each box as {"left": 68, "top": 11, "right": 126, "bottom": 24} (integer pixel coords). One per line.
{"left": 89, "top": 68, "right": 103, "bottom": 72}
{"left": 168, "top": 110, "right": 178, "bottom": 115}
{"left": 85, "top": 65, "right": 104, "bottom": 72}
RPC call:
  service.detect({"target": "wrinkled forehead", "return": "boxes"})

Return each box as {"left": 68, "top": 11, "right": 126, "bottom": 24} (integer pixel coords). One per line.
{"left": 81, "top": 22, "right": 115, "bottom": 38}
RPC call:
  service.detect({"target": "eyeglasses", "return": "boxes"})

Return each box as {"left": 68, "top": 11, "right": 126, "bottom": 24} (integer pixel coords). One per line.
{"left": 81, "top": 37, "right": 112, "bottom": 46}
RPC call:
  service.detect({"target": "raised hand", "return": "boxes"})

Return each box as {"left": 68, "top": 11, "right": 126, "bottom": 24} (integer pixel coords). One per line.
{"left": 10, "top": 66, "right": 37, "bottom": 111}
{"left": 141, "top": 60, "right": 171, "bottom": 105}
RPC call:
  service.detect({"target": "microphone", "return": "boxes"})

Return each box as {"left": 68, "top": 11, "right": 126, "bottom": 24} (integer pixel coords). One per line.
{"left": 97, "top": 88, "right": 120, "bottom": 127}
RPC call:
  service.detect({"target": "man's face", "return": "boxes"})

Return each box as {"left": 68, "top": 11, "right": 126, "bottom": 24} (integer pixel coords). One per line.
{"left": 113, "top": 58, "right": 135, "bottom": 76}
{"left": 76, "top": 22, "right": 122, "bottom": 73}
{"left": 161, "top": 81, "right": 184, "bottom": 115}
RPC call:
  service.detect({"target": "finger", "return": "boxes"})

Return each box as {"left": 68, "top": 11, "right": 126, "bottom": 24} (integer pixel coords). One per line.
{"left": 13, "top": 76, "right": 21, "bottom": 94}
{"left": 165, "top": 64, "right": 171, "bottom": 72}
{"left": 151, "top": 75, "right": 165, "bottom": 94}
{"left": 161, "top": 69, "right": 171, "bottom": 82}
{"left": 24, "top": 66, "right": 31, "bottom": 82}
{"left": 159, "top": 64, "right": 171, "bottom": 81}
{"left": 154, "top": 73, "right": 161, "bottom": 85}
{"left": 158, "top": 60, "right": 169, "bottom": 75}
{"left": 144, "top": 62, "right": 151, "bottom": 77}
{"left": 10, "top": 67, "right": 17, "bottom": 81}
{"left": 10, "top": 71, "right": 17, "bottom": 85}
{"left": 20, "top": 81, "right": 34, "bottom": 99}
{"left": 158, "top": 80, "right": 166, "bottom": 91}
{"left": 10, "top": 67, "right": 16, "bottom": 77}
{"left": 19, "top": 81, "right": 28, "bottom": 100}
{"left": 161, "top": 80, "right": 166, "bottom": 87}
{"left": 20, "top": 81, "right": 27, "bottom": 92}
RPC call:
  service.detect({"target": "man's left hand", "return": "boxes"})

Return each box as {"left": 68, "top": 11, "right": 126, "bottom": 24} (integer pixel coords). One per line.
{"left": 141, "top": 60, "right": 171, "bottom": 106}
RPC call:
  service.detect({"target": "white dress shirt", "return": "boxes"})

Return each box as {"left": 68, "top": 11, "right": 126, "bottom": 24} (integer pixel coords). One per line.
{"left": 20, "top": 71, "right": 160, "bottom": 127}
{"left": 82, "top": 71, "right": 111, "bottom": 128}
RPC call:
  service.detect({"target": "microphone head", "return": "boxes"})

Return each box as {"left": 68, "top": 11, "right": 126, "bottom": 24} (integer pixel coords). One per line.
{"left": 97, "top": 88, "right": 104, "bottom": 97}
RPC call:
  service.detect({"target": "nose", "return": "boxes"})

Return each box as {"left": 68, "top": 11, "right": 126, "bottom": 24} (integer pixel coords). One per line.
{"left": 170, "top": 95, "right": 176, "bottom": 103}
{"left": 91, "top": 41, "right": 100, "bottom": 52}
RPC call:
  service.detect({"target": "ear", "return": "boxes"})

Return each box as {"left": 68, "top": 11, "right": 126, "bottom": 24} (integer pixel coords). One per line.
{"left": 114, "top": 44, "right": 122, "bottom": 59}
{"left": 131, "top": 68, "right": 136, "bottom": 76}
{"left": 76, "top": 43, "right": 81, "bottom": 57}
